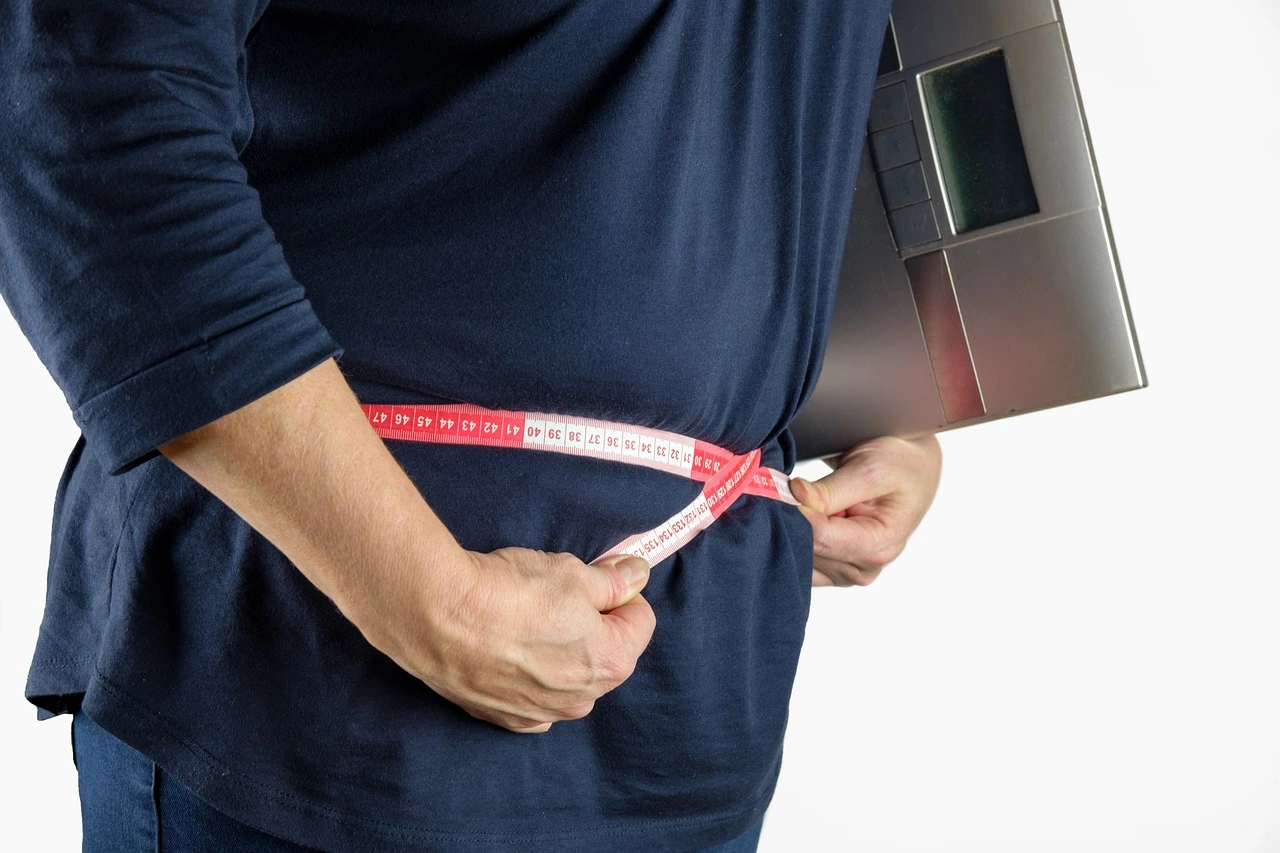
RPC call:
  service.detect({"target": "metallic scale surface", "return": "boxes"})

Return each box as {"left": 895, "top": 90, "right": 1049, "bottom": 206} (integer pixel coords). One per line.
{"left": 792, "top": 0, "right": 1147, "bottom": 461}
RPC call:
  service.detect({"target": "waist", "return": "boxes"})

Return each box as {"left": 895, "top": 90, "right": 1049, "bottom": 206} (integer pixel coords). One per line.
{"left": 343, "top": 374, "right": 799, "bottom": 566}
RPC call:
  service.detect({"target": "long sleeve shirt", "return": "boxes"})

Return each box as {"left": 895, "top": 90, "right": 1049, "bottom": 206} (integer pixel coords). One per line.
{"left": 0, "top": 1, "right": 890, "bottom": 850}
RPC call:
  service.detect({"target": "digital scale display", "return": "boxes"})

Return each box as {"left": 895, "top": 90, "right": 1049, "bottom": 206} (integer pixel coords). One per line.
{"left": 921, "top": 51, "right": 1039, "bottom": 235}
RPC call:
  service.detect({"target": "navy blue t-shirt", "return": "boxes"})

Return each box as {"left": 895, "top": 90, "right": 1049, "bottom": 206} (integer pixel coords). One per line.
{"left": 0, "top": 1, "right": 889, "bottom": 850}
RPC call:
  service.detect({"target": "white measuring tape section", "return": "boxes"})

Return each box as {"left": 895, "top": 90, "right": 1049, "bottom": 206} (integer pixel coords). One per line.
{"left": 361, "top": 403, "right": 800, "bottom": 566}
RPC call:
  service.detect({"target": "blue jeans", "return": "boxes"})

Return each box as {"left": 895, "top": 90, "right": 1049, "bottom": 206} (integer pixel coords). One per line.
{"left": 72, "top": 713, "right": 764, "bottom": 852}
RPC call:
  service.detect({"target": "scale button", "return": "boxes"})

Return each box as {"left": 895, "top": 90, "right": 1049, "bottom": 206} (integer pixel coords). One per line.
{"left": 877, "top": 161, "right": 930, "bottom": 211}
{"left": 870, "top": 122, "right": 920, "bottom": 171}
{"left": 888, "top": 201, "right": 941, "bottom": 249}
{"left": 869, "top": 82, "right": 911, "bottom": 132}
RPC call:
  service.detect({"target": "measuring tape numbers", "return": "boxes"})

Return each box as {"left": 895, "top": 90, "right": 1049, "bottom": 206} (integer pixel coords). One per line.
{"left": 361, "top": 402, "right": 799, "bottom": 566}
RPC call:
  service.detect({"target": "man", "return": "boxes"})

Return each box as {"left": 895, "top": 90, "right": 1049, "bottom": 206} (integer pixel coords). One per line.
{"left": 0, "top": 1, "right": 941, "bottom": 850}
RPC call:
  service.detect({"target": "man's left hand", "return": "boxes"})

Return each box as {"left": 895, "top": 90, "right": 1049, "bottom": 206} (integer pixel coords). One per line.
{"left": 790, "top": 434, "right": 942, "bottom": 587}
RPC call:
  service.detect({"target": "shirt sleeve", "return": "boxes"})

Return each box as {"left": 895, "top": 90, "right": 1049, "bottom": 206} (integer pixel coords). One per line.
{"left": 0, "top": 0, "right": 344, "bottom": 475}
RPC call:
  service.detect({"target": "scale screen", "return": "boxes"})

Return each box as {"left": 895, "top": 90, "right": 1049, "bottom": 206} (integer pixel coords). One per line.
{"left": 920, "top": 50, "right": 1039, "bottom": 234}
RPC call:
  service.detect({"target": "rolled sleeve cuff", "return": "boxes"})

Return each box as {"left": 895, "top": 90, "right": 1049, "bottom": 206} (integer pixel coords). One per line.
{"left": 73, "top": 298, "right": 345, "bottom": 476}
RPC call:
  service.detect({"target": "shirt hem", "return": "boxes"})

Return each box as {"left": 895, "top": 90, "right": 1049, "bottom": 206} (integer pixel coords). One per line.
{"left": 81, "top": 668, "right": 777, "bottom": 852}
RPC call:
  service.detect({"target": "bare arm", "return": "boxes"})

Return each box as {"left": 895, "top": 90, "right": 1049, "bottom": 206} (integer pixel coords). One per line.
{"left": 158, "top": 357, "right": 462, "bottom": 630}
{"left": 158, "top": 357, "right": 655, "bottom": 732}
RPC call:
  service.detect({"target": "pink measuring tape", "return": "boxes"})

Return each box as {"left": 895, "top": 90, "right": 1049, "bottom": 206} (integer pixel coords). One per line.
{"left": 361, "top": 403, "right": 799, "bottom": 566}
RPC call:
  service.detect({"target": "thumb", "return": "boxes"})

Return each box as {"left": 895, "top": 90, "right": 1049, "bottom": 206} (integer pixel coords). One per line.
{"left": 788, "top": 475, "right": 834, "bottom": 513}
{"left": 585, "top": 554, "right": 650, "bottom": 613}
{"left": 791, "top": 464, "right": 884, "bottom": 515}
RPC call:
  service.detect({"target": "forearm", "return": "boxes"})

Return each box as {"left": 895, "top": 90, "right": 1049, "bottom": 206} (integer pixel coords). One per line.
{"left": 157, "top": 357, "right": 464, "bottom": 631}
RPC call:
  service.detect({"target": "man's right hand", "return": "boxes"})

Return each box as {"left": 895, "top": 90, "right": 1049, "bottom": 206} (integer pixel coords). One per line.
{"left": 363, "top": 548, "right": 655, "bottom": 733}
{"left": 158, "top": 357, "right": 655, "bottom": 734}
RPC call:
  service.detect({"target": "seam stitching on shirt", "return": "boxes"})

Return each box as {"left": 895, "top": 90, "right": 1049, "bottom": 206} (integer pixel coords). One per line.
{"left": 28, "top": 656, "right": 97, "bottom": 671}
{"left": 72, "top": 296, "right": 313, "bottom": 418}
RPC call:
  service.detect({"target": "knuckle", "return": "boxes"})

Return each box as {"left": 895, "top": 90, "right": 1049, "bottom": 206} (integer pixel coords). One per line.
{"left": 831, "top": 568, "right": 859, "bottom": 587}
{"left": 471, "top": 708, "right": 545, "bottom": 733}
{"left": 853, "top": 568, "right": 883, "bottom": 586}
{"left": 866, "top": 435, "right": 905, "bottom": 456}
{"left": 587, "top": 561, "right": 636, "bottom": 609}
{"left": 874, "top": 435, "right": 908, "bottom": 452}
{"left": 554, "top": 658, "right": 597, "bottom": 695}
{"left": 554, "top": 551, "right": 584, "bottom": 572}
{"left": 859, "top": 459, "right": 886, "bottom": 489}
{"left": 566, "top": 645, "right": 611, "bottom": 694}
{"left": 809, "top": 523, "right": 831, "bottom": 554}
{"left": 499, "top": 707, "right": 553, "bottom": 731}
{"left": 558, "top": 700, "right": 596, "bottom": 721}
{"left": 862, "top": 553, "right": 890, "bottom": 574}
{"left": 589, "top": 649, "right": 619, "bottom": 687}
{"left": 818, "top": 532, "right": 837, "bottom": 557}
{"left": 600, "top": 649, "right": 638, "bottom": 687}
{"left": 603, "top": 569, "right": 630, "bottom": 607}
{"left": 586, "top": 651, "right": 613, "bottom": 687}
{"left": 873, "top": 540, "right": 905, "bottom": 568}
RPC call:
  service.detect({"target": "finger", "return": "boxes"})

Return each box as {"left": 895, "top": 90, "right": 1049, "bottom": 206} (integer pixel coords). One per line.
{"left": 790, "top": 448, "right": 894, "bottom": 515}
{"left": 596, "top": 594, "right": 656, "bottom": 688}
{"left": 584, "top": 554, "right": 651, "bottom": 613}
{"left": 804, "top": 505, "right": 896, "bottom": 567}
{"left": 467, "top": 706, "right": 552, "bottom": 733}
{"left": 811, "top": 568, "right": 836, "bottom": 588}
{"left": 814, "top": 554, "right": 883, "bottom": 587}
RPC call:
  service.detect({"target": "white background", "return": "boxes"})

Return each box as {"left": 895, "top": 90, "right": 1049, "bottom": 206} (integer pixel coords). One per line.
{"left": 2, "top": 1, "right": 1278, "bottom": 850}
